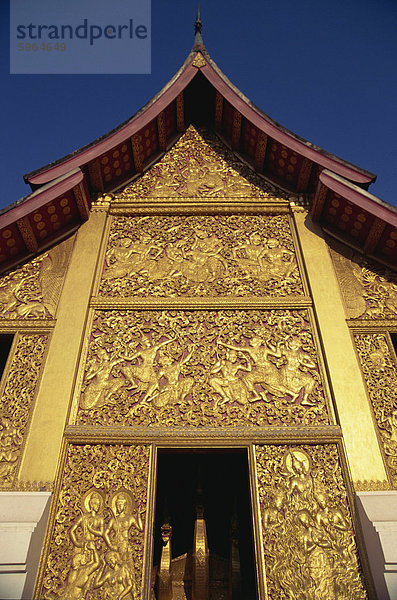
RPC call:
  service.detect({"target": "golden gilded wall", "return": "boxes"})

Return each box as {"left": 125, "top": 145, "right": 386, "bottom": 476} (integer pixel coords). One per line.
{"left": 27, "top": 128, "right": 374, "bottom": 598}
{"left": 329, "top": 238, "right": 397, "bottom": 490}
{"left": 0, "top": 236, "right": 73, "bottom": 489}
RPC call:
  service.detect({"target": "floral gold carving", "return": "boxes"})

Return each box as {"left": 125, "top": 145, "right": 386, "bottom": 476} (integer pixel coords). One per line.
{"left": 0, "top": 238, "right": 73, "bottom": 319}
{"left": 37, "top": 443, "right": 150, "bottom": 600}
{"left": 0, "top": 334, "right": 48, "bottom": 488}
{"left": 117, "top": 126, "right": 290, "bottom": 200}
{"left": 329, "top": 243, "right": 397, "bottom": 320}
{"left": 354, "top": 333, "right": 397, "bottom": 487}
{"left": 76, "top": 309, "right": 329, "bottom": 427}
{"left": 256, "top": 444, "right": 367, "bottom": 599}
{"left": 99, "top": 215, "right": 303, "bottom": 298}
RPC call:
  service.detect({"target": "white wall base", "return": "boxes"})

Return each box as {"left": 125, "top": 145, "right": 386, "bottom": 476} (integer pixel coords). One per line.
{"left": 0, "top": 492, "right": 51, "bottom": 600}
{"left": 356, "top": 491, "right": 397, "bottom": 600}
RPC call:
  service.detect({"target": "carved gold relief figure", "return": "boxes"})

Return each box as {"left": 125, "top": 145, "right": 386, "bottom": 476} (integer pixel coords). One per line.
{"left": 255, "top": 444, "right": 367, "bottom": 599}
{"left": 0, "top": 334, "right": 47, "bottom": 488}
{"left": 0, "top": 238, "right": 72, "bottom": 319}
{"left": 76, "top": 309, "right": 328, "bottom": 427}
{"left": 100, "top": 215, "right": 302, "bottom": 298}
{"left": 118, "top": 126, "right": 289, "bottom": 200}
{"left": 354, "top": 334, "right": 397, "bottom": 486}
{"left": 329, "top": 243, "right": 397, "bottom": 319}
{"left": 37, "top": 444, "right": 149, "bottom": 600}
{"left": 81, "top": 348, "right": 125, "bottom": 410}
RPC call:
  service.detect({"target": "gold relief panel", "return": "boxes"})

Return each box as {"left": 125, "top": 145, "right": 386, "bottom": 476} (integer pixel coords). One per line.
{"left": 255, "top": 444, "right": 368, "bottom": 599}
{"left": 0, "top": 333, "right": 48, "bottom": 488}
{"left": 35, "top": 443, "right": 150, "bottom": 600}
{"left": 354, "top": 333, "right": 397, "bottom": 487}
{"left": 73, "top": 309, "right": 330, "bottom": 428}
{"left": 117, "top": 126, "right": 291, "bottom": 200}
{"left": 98, "top": 214, "right": 304, "bottom": 298}
{"left": 0, "top": 237, "right": 73, "bottom": 320}
{"left": 328, "top": 242, "right": 397, "bottom": 320}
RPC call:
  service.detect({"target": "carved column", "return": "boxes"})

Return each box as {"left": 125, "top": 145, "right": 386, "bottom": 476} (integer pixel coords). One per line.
{"left": 293, "top": 211, "right": 387, "bottom": 485}
{"left": 19, "top": 209, "right": 108, "bottom": 484}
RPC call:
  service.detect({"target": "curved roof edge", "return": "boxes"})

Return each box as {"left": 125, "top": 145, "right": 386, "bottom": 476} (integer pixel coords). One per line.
{"left": 25, "top": 44, "right": 376, "bottom": 189}
{"left": 0, "top": 40, "right": 394, "bottom": 272}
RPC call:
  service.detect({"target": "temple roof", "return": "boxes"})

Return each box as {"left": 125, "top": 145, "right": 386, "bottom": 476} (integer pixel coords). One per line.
{"left": 1, "top": 21, "right": 396, "bottom": 272}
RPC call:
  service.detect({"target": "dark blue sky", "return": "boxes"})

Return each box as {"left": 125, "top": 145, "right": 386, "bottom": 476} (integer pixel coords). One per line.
{"left": 1, "top": 0, "right": 397, "bottom": 209}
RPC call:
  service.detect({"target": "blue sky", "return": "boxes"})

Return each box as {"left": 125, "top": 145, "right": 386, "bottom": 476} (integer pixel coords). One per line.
{"left": 1, "top": 0, "right": 397, "bottom": 209}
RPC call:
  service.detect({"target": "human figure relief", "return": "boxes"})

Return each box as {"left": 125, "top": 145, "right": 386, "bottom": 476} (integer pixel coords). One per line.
{"left": 80, "top": 348, "right": 125, "bottom": 411}
{"left": 0, "top": 275, "right": 46, "bottom": 318}
{"left": 260, "top": 237, "right": 296, "bottom": 282}
{"left": 233, "top": 232, "right": 267, "bottom": 279}
{"left": 209, "top": 347, "right": 252, "bottom": 405}
{"left": 220, "top": 335, "right": 283, "bottom": 401}
{"left": 104, "top": 490, "right": 143, "bottom": 599}
{"left": 59, "top": 546, "right": 100, "bottom": 600}
{"left": 70, "top": 490, "right": 106, "bottom": 556}
{"left": 144, "top": 239, "right": 185, "bottom": 280}
{"left": 0, "top": 278, "right": 26, "bottom": 315}
{"left": 147, "top": 347, "right": 195, "bottom": 408}
{"left": 94, "top": 551, "right": 135, "bottom": 600}
{"left": 297, "top": 509, "right": 335, "bottom": 600}
{"left": 278, "top": 338, "right": 317, "bottom": 405}
{"left": 65, "top": 490, "right": 105, "bottom": 597}
{"left": 380, "top": 407, "right": 397, "bottom": 443}
{"left": 284, "top": 449, "right": 314, "bottom": 509}
{"left": 0, "top": 419, "right": 20, "bottom": 484}
{"left": 314, "top": 491, "right": 353, "bottom": 563}
{"left": 121, "top": 335, "right": 173, "bottom": 401}
{"left": 105, "top": 491, "right": 143, "bottom": 561}
{"left": 262, "top": 489, "right": 285, "bottom": 528}
{"left": 184, "top": 227, "right": 226, "bottom": 282}
{"left": 103, "top": 235, "right": 161, "bottom": 280}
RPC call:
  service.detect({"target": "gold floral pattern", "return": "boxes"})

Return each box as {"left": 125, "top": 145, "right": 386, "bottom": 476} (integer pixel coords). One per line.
{"left": 354, "top": 334, "right": 397, "bottom": 487}
{"left": 0, "top": 334, "right": 48, "bottom": 488}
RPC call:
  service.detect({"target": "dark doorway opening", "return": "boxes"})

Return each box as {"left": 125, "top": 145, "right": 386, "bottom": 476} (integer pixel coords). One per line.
{"left": 0, "top": 335, "right": 13, "bottom": 380}
{"left": 391, "top": 333, "right": 397, "bottom": 356}
{"left": 153, "top": 449, "right": 258, "bottom": 600}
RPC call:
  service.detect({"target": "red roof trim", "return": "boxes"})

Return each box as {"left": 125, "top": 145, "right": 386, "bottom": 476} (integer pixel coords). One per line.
{"left": 27, "top": 64, "right": 197, "bottom": 186}
{"left": 319, "top": 170, "right": 397, "bottom": 227}
{"left": 200, "top": 62, "right": 373, "bottom": 185}
{"left": 0, "top": 170, "right": 84, "bottom": 228}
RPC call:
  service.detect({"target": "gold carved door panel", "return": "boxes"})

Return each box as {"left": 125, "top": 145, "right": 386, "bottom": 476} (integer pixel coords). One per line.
{"left": 35, "top": 443, "right": 152, "bottom": 599}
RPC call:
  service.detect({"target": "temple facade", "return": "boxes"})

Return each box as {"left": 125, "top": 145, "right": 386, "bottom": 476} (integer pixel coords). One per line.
{"left": 0, "top": 17, "right": 396, "bottom": 600}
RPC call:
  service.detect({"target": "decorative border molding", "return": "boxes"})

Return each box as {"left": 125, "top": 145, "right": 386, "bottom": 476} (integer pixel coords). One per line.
{"left": 90, "top": 296, "right": 312, "bottom": 310}
{"left": 354, "top": 480, "right": 392, "bottom": 492}
{"left": 64, "top": 425, "right": 342, "bottom": 444}
{"left": 0, "top": 320, "right": 55, "bottom": 333}
{"left": 347, "top": 319, "right": 397, "bottom": 333}
{"left": 109, "top": 200, "right": 291, "bottom": 216}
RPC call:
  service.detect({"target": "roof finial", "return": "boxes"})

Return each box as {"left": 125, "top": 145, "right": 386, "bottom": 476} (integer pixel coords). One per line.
{"left": 193, "top": 4, "right": 204, "bottom": 49}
